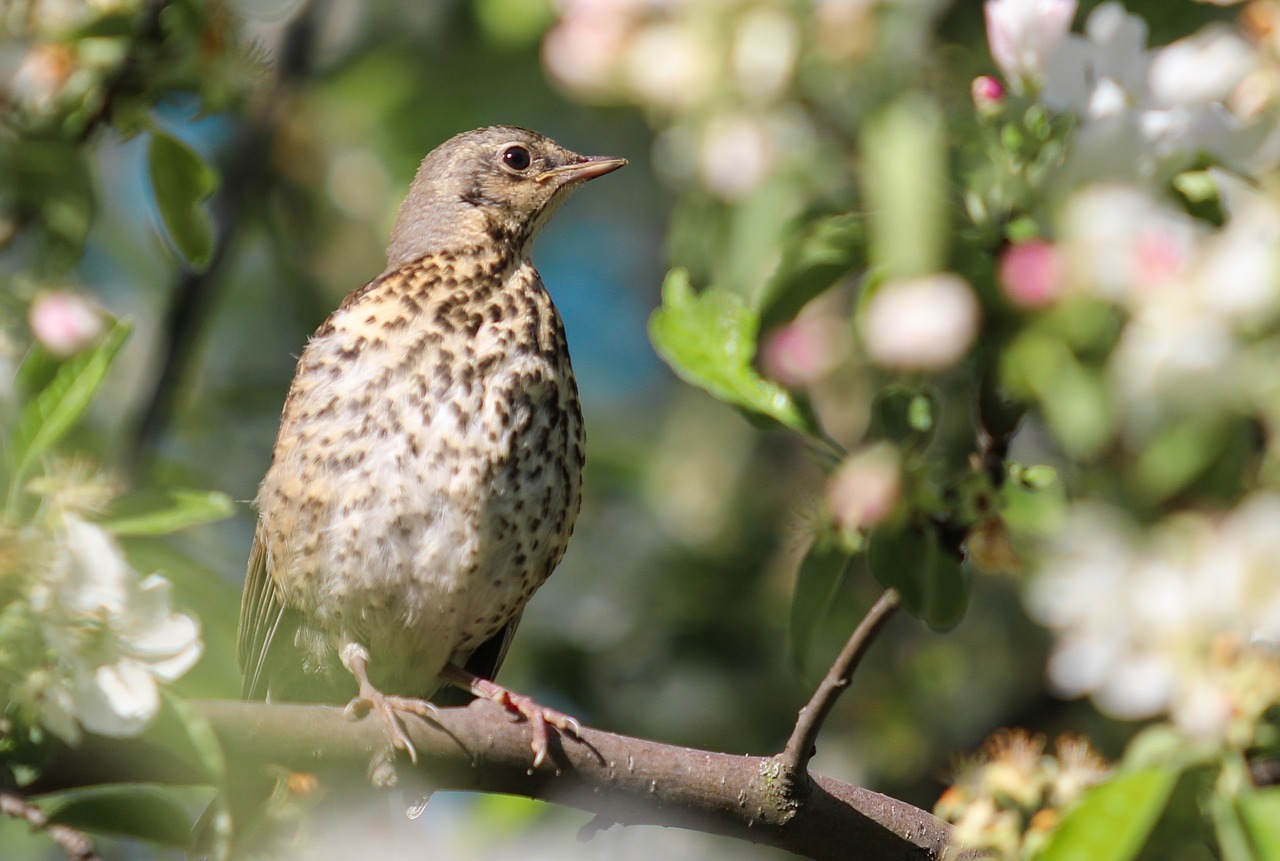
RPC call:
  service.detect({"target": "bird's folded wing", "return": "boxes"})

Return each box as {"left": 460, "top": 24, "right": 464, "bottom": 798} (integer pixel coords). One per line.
{"left": 237, "top": 532, "right": 290, "bottom": 701}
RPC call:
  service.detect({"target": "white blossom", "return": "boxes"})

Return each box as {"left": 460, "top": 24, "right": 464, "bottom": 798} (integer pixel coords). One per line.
{"left": 33, "top": 516, "right": 202, "bottom": 743}
{"left": 1061, "top": 175, "right": 1280, "bottom": 420}
{"left": 1027, "top": 495, "right": 1280, "bottom": 739}
{"left": 1039, "top": 4, "right": 1272, "bottom": 181}
{"left": 860, "top": 273, "right": 981, "bottom": 371}
{"left": 984, "top": 0, "right": 1079, "bottom": 89}
{"left": 696, "top": 114, "right": 775, "bottom": 201}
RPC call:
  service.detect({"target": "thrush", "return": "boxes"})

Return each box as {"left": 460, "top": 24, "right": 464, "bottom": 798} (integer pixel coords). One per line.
{"left": 237, "top": 126, "right": 625, "bottom": 767}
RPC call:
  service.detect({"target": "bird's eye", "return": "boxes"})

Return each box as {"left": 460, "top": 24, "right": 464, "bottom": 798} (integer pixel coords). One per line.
{"left": 501, "top": 145, "right": 532, "bottom": 172}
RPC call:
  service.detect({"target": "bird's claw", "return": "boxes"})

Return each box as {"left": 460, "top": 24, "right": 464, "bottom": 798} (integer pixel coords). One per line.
{"left": 344, "top": 690, "right": 438, "bottom": 766}
{"left": 488, "top": 688, "right": 582, "bottom": 769}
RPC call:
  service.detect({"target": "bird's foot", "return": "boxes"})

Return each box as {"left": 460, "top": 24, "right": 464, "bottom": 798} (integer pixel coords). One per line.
{"left": 340, "top": 643, "right": 437, "bottom": 765}
{"left": 442, "top": 663, "right": 583, "bottom": 769}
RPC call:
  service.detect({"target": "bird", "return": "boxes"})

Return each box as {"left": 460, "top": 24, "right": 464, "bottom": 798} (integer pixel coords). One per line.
{"left": 237, "top": 126, "right": 626, "bottom": 768}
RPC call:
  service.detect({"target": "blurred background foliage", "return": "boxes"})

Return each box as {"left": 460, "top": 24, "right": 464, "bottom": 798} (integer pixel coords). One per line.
{"left": 2, "top": 0, "right": 1279, "bottom": 859}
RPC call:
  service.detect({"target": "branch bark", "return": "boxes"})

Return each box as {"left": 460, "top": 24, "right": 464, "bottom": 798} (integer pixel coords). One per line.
{"left": 28, "top": 698, "right": 951, "bottom": 861}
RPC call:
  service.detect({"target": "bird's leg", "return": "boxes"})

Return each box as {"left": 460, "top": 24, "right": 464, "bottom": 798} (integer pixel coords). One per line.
{"left": 340, "top": 643, "right": 438, "bottom": 765}
{"left": 441, "top": 662, "right": 583, "bottom": 769}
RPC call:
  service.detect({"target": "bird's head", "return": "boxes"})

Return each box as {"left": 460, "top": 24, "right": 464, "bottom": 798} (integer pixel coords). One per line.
{"left": 386, "top": 126, "right": 626, "bottom": 271}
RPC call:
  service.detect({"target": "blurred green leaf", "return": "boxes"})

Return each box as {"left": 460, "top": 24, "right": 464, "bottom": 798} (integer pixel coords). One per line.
{"left": 14, "top": 343, "right": 60, "bottom": 405}
{"left": 1131, "top": 417, "right": 1228, "bottom": 503}
{"left": 8, "top": 322, "right": 131, "bottom": 487}
{"left": 0, "top": 135, "right": 95, "bottom": 266}
{"left": 148, "top": 130, "right": 219, "bottom": 270}
{"left": 100, "top": 488, "right": 236, "bottom": 536}
{"left": 1040, "top": 768, "right": 1178, "bottom": 861}
{"left": 143, "top": 694, "right": 227, "bottom": 784}
{"left": 47, "top": 786, "right": 193, "bottom": 847}
{"left": 649, "top": 269, "right": 815, "bottom": 435}
{"left": 867, "top": 522, "right": 968, "bottom": 631}
{"left": 1238, "top": 788, "right": 1280, "bottom": 858}
{"left": 758, "top": 213, "right": 866, "bottom": 332}
{"left": 789, "top": 531, "right": 857, "bottom": 671}
{"left": 861, "top": 93, "right": 947, "bottom": 280}
{"left": 869, "top": 384, "right": 938, "bottom": 451}
{"left": 1212, "top": 790, "right": 1255, "bottom": 861}
{"left": 475, "top": 0, "right": 555, "bottom": 46}
{"left": 1003, "top": 332, "right": 1113, "bottom": 459}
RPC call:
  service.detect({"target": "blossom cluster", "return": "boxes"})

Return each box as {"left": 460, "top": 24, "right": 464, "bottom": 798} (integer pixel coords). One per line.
{"left": 980, "top": 2, "right": 1280, "bottom": 748}
{"left": 0, "top": 0, "right": 143, "bottom": 121}
{"left": 934, "top": 729, "right": 1110, "bottom": 861}
{"left": 1027, "top": 494, "right": 1280, "bottom": 744}
{"left": 2, "top": 460, "right": 204, "bottom": 745}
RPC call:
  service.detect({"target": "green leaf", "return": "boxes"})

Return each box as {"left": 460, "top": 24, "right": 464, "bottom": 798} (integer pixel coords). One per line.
{"left": 100, "top": 488, "right": 236, "bottom": 536}
{"left": 758, "top": 213, "right": 866, "bottom": 332}
{"left": 46, "top": 786, "right": 193, "bottom": 847}
{"left": 1040, "top": 768, "right": 1179, "bottom": 861}
{"left": 861, "top": 94, "right": 948, "bottom": 279}
{"left": 867, "top": 523, "right": 969, "bottom": 631}
{"left": 8, "top": 322, "right": 131, "bottom": 483}
{"left": 1239, "top": 788, "right": 1280, "bottom": 859}
{"left": 142, "top": 694, "right": 227, "bottom": 784}
{"left": 474, "top": 0, "right": 554, "bottom": 46}
{"left": 148, "top": 131, "right": 219, "bottom": 270}
{"left": 789, "top": 531, "right": 857, "bottom": 671}
{"left": 649, "top": 269, "right": 814, "bottom": 434}
{"left": 14, "top": 342, "right": 60, "bottom": 404}
{"left": 1131, "top": 417, "right": 1228, "bottom": 503}
{"left": 1002, "top": 331, "right": 1113, "bottom": 459}
{"left": 869, "top": 384, "right": 938, "bottom": 451}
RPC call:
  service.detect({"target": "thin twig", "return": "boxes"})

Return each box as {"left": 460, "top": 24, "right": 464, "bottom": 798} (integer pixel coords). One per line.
{"left": 0, "top": 792, "right": 102, "bottom": 861}
{"left": 779, "top": 588, "right": 902, "bottom": 779}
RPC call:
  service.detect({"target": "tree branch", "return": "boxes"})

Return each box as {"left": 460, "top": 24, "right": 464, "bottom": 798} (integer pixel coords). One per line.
{"left": 779, "top": 588, "right": 902, "bottom": 782}
{"left": 27, "top": 697, "right": 950, "bottom": 861}
{"left": 1, "top": 791, "right": 102, "bottom": 861}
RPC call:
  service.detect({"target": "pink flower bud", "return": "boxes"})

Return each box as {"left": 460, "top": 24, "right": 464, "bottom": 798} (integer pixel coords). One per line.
{"left": 971, "top": 75, "right": 1006, "bottom": 116}
{"left": 760, "top": 313, "right": 847, "bottom": 387}
{"left": 997, "top": 240, "right": 1066, "bottom": 309}
{"left": 29, "top": 291, "right": 106, "bottom": 357}
{"left": 826, "top": 444, "right": 902, "bottom": 533}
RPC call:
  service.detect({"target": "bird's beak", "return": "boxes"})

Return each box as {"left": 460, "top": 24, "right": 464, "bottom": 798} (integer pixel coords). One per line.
{"left": 536, "top": 156, "right": 628, "bottom": 184}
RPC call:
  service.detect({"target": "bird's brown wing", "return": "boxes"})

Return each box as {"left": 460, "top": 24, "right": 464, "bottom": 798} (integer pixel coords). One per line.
{"left": 237, "top": 530, "right": 292, "bottom": 701}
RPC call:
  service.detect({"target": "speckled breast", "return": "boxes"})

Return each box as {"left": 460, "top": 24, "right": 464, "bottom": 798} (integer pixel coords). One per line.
{"left": 256, "top": 252, "right": 584, "bottom": 693}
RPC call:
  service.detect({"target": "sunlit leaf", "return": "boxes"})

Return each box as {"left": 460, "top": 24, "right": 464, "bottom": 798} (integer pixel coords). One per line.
{"left": 101, "top": 488, "right": 236, "bottom": 536}
{"left": 148, "top": 131, "right": 219, "bottom": 270}
{"left": 649, "top": 269, "right": 815, "bottom": 434}
{"left": 1040, "top": 769, "right": 1178, "bottom": 861}
{"left": 1238, "top": 788, "right": 1280, "bottom": 859}
{"left": 8, "top": 322, "right": 131, "bottom": 483}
